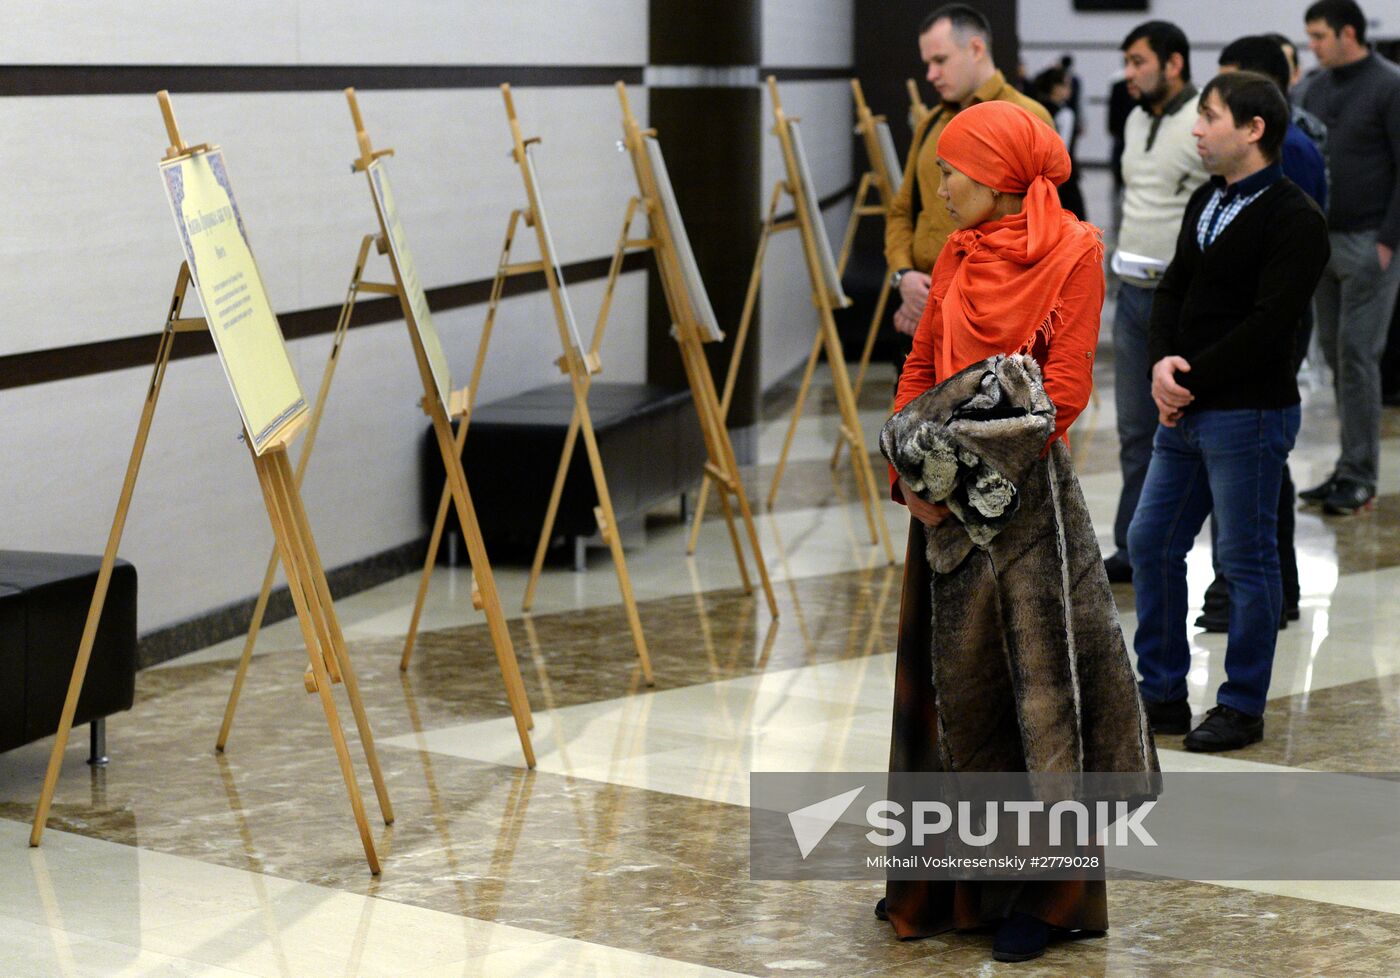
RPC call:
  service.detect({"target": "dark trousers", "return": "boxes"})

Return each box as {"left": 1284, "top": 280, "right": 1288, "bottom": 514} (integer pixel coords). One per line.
{"left": 1129, "top": 407, "right": 1300, "bottom": 716}
{"left": 1111, "top": 283, "right": 1159, "bottom": 555}
{"left": 1204, "top": 465, "right": 1299, "bottom": 614}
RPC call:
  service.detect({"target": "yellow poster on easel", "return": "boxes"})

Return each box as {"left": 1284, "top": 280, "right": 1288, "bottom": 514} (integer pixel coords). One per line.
{"left": 366, "top": 158, "right": 454, "bottom": 413}
{"left": 159, "top": 150, "right": 306, "bottom": 454}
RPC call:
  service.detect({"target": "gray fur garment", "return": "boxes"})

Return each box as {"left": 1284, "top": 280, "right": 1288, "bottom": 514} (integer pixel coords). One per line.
{"left": 882, "top": 354, "right": 1159, "bottom": 780}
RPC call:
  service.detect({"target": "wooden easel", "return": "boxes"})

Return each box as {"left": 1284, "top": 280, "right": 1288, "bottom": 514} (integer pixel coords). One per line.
{"left": 312, "top": 88, "right": 536, "bottom": 763}
{"left": 598, "top": 81, "right": 779, "bottom": 619}
{"left": 30, "top": 92, "right": 392, "bottom": 875}
{"left": 781, "top": 78, "right": 905, "bottom": 476}
{"left": 687, "top": 76, "right": 895, "bottom": 565}
{"left": 402, "top": 84, "right": 656, "bottom": 686}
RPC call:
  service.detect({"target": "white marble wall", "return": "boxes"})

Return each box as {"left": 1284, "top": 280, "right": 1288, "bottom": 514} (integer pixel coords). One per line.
{"left": 0, "top": 2, "right": 649, "bottom": 65}
{"left": 762, "top": 0, "right": 855, "bottom": 68}
{"left": 0, "top": 6, "right": 650, "bottom": 633}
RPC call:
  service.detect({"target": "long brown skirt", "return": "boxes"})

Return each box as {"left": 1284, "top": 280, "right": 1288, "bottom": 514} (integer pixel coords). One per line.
{"left": 883, "top": 518, "right": 1108, "bottom": 940}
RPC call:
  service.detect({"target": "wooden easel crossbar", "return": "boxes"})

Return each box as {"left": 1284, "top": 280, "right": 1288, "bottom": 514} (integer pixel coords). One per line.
{"left": 30, "top": 92, "right": 393, "bottom": 875}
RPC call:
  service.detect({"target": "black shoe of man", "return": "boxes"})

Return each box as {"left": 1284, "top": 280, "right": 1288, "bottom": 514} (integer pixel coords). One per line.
{"left": 1183, "top": 704, "right": 1263, "bottom": 752}
{"left": 1144, "top": 697, "right": 1191, "bottom": 735}
{"left": 1103, "top": 551, "right": 1133, "bottom": 584}
{"left": 1299, "top": 476, "right": 1338, "bottom": 504}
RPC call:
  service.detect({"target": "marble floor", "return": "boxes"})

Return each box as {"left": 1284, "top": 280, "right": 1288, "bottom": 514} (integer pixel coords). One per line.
{"left": 6, "top": 237, "right": 1400, "bottom": 973}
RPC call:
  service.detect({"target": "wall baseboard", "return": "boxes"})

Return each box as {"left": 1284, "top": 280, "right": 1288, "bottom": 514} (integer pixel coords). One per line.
{"left": 136, "top": 536, "right": 428, "bottom": 669}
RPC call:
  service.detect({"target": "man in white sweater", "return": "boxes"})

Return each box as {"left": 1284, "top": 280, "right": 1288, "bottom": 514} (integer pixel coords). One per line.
{"left": 1105, "top": 20, "right": 1210, "bottom": 583}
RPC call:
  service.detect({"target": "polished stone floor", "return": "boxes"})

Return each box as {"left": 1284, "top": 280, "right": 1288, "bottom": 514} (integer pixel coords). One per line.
{"left": 6, "top": 199, "right": 1400, "bottom": 976}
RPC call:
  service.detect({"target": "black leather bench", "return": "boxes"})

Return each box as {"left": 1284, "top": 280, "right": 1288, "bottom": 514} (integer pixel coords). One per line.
{"left": 0, "top": 551, "right": 138, "bottom": 762}
{"left": 424, "top": 381, "right": 706, "bottom": 560}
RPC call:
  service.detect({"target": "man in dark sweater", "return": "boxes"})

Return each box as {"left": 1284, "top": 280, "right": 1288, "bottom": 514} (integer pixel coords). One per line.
{"left": 1193, "top": 35, "right": 1330, "bottom": 635}
{"left": 1129, "top": 71, "right": 1329, "bottom": 752}
{"left": 1299, "top": 0, "right": 1400, "bottom": 514}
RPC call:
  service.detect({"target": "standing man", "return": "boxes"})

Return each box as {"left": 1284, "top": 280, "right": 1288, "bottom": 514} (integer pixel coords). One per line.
{"left": 1299, "top": 0, "right": 1400, "bottom": 514}
{"left": 1104, "top": 21, "right": 1210, "bottom": 583}
{"left": 1195, "top": 34, "right": 1330, "bottom": 634}
{"left": 1130, "top": 72, "right": 1329, "bottom": 751}
{"left": 884, "top": 5, "right": 1052, "bottom": 370}
{"left": 1264, "top": 31, "right": 1329, "bottom": 155}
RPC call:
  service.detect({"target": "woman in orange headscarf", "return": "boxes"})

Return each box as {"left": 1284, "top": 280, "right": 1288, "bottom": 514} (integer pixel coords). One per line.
{"left": 877, "top": 101, "right": 1157, "bottom": 963}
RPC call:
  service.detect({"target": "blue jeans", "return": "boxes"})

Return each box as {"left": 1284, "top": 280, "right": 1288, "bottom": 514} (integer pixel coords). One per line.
{"left": 1112, "top": 282, "right": 1160, "bottom": 553}
{"left": 1128, "top": 407, "right": 1301, "bottom": 716}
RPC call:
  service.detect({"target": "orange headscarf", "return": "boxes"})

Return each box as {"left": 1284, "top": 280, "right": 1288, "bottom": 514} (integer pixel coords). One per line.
{"left": 923, "top": 100, "right": 1102, "bottom": 382}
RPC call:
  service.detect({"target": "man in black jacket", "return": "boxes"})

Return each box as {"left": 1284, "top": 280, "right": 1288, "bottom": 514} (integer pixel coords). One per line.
{"left": 1128, "top": 72, "right": 1330, "bottom": 752}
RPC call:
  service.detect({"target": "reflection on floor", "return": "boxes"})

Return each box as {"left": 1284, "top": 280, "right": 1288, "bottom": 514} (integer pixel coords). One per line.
{"left": 6, "top": 291, "right": 1400, "bottom": 973}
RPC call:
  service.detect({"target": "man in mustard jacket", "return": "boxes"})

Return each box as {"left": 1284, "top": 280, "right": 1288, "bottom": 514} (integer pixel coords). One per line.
{"left": 885, "top": 4, "right": 1054, "bottom": 352}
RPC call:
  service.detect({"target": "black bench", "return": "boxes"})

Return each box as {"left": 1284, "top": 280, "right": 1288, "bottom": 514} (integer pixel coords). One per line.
{"left": 0, "top": 551, "right": 138, "bottom": 763}
{"left": 424, "top": 381, "right": 707, "bottom": 562}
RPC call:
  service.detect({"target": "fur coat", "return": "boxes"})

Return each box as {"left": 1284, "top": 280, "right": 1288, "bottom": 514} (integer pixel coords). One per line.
{"left": 880, "top": 354, "right": 1158, "bottom": 779}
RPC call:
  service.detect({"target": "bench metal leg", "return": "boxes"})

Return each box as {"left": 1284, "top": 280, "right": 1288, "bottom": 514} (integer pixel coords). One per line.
{"left": 87, "top": 719, "right": 108, "bottom": 767}
{"left": 679, "top": 492, "right": 689, "bottom": 523}
{"left": 574, "top": 537, "right": 587, "bottom": 573}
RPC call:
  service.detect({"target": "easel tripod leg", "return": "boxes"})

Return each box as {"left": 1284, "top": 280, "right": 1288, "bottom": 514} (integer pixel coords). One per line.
{"left": 266, "top": 449, "right": 395, "bottom": 826}
{"left": 434, "top": 419, "right": 536, "bottom": 765}
{"left": 832, "top": 283, "right": 891, "bottom": 469}
{"left": 402, "top": 406, "right": 467, "bottom": 673}
{"left": 31, "top": 274, "right": 185, "bottom": 848}
{"left": 401, "top": 480, "right": 450, "bottom": 672}
{"left": 218, "top": 549, "right": 278, "bottom": 751}
{"left": 767, "top": 326, "right": 825, "bottom": 511}
{"left": 523, "top": 408, "right": 582, "bottom": 613}
{"left": 823, "top": 318, "right": 895, "bottom": 564}
{"left": 574, "top": 397, "right": 655, "bottom": 686}
{"left": 251, "top": 450, "right": 381, "bottom": 874}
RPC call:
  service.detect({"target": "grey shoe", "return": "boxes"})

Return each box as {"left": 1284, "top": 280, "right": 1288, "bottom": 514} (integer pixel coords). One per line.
{"left": 1322, "top": 480, "right": 1374, "bottom": 516}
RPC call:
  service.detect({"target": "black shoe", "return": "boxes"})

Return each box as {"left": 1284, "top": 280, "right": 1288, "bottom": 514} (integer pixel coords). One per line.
{"left": 1183, "top": 704, "right": 1264, "bottom": 752}
{"left": 1103, "top": 551, "right": 1133, "bottom": 584}
{"left": 994, "top": 912, "right": 1051, "bottom": 962}
{"left": 874, "top": 897, "right": 888, "bottom": 921}
{"left": 1144, "top": 696, "right": 1191, "bottom": 735}
{"left": 1322, "top": 480, "right": 1374, "bottom": 515}
{"left": 1193, "top": 610, "right": 1229, "bottom": 632}
{"left": 1286, "top": 605, "right": 1301, "bottom": 622}
{"left": 1299, "top": 475, "right": 1338, "bottom": 504}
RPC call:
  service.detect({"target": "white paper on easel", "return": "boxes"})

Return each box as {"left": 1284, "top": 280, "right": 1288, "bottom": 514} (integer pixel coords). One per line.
{"left": 366, "top": 158, "right": 454, "bottom": 414}
{"left": 523, "top": 144, "right": 588, "bottom": 358}
{"left": 160, "top": 148, "right": 307, "bottom": 454}
{"left": 788, "top": 121, "right": 851, "bottom": 309}
{"left": 643, "top": 135, "right": 724, "bottom": 343}
{"left": 874, "top": 120, "right": 904, "bottom": 201}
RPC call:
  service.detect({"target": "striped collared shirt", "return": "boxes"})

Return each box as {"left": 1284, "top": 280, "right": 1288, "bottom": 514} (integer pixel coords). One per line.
{"left": 1196, "top": 161, "right": 1283, "bottom": 249}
